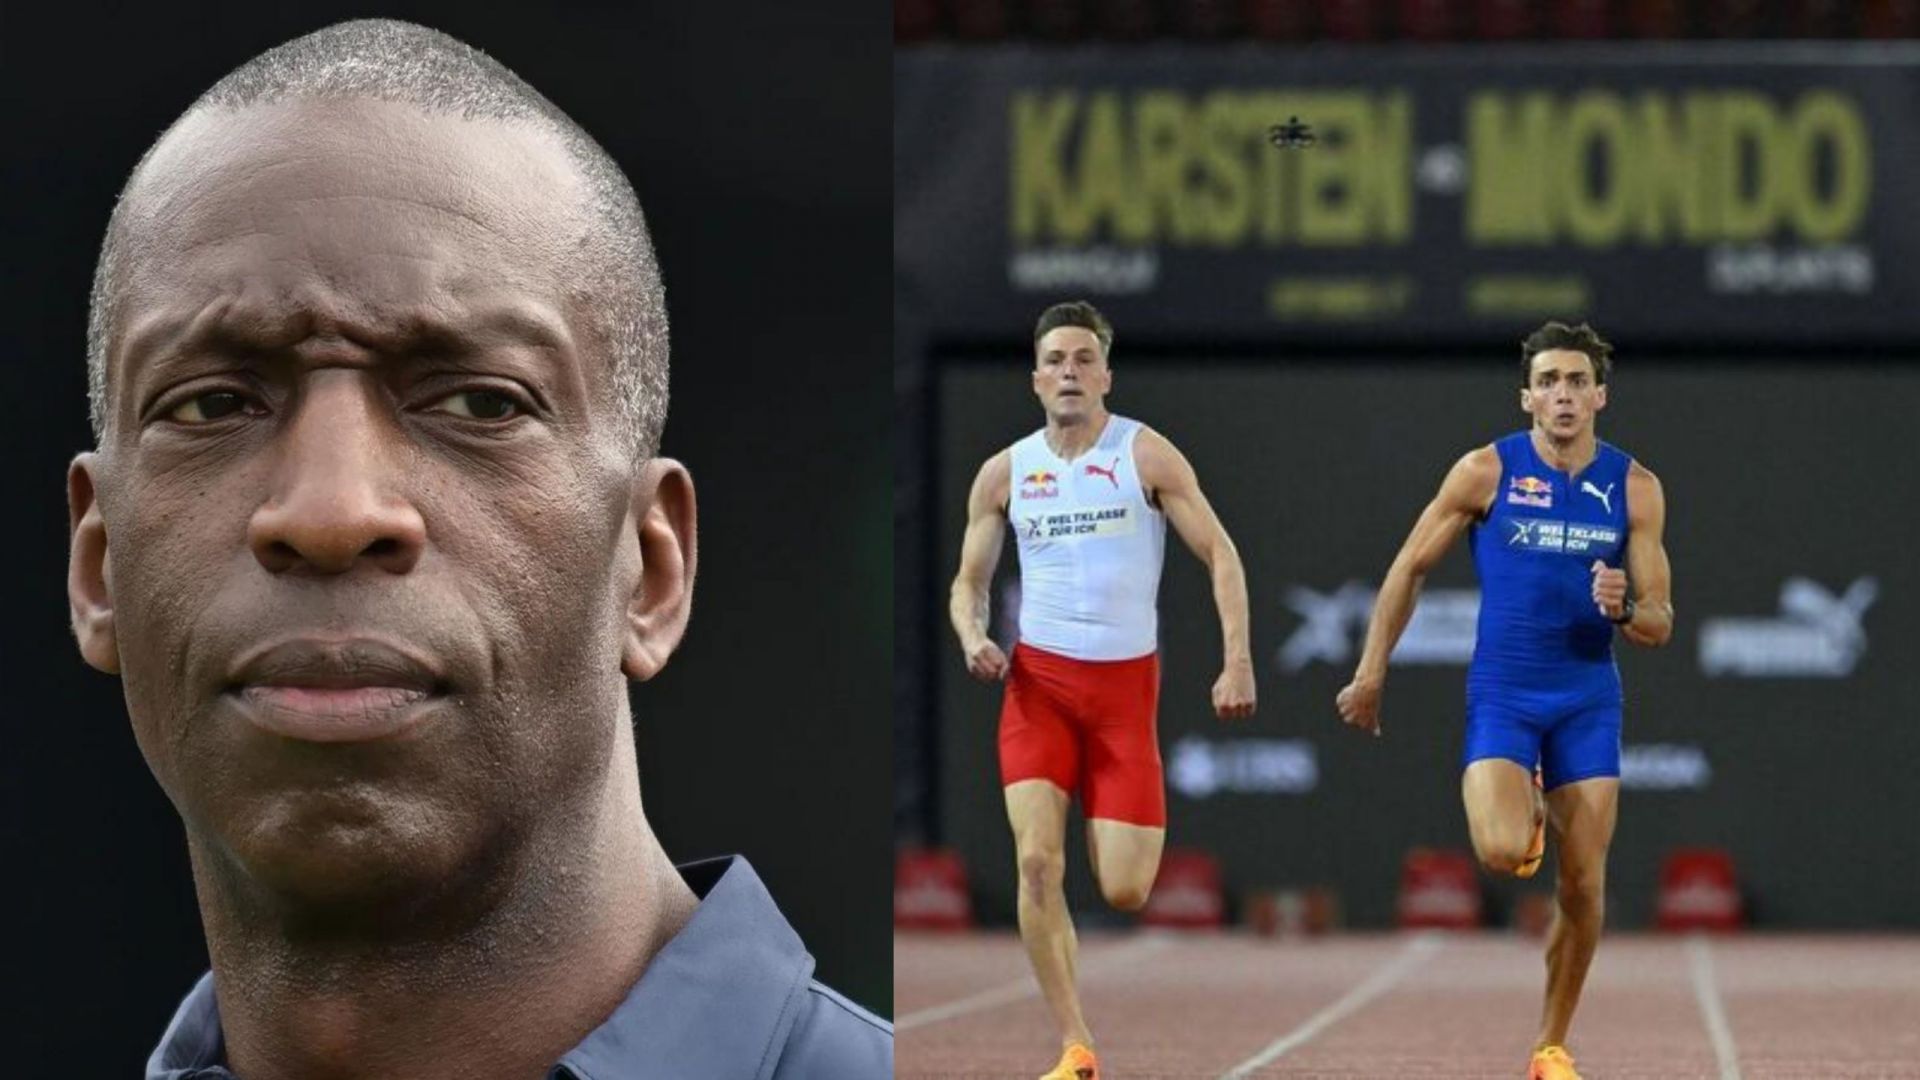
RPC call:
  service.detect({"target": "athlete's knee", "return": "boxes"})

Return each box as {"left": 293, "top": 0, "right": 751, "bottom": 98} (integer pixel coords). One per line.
{"left": 1099, "top": 878, "right": 1151, "bottom": 912}
{"left": 1477, "top": 848, "right": 1526, "bottom": 876}
{"left": 1472, "top": 832, "right": 1531, "bottom": 875}
{"left": 1017, "top": 848, "right": 1066, "bottom": 896}
{"left": 1556, "top": 864, "right": 1606, "bottom": 917}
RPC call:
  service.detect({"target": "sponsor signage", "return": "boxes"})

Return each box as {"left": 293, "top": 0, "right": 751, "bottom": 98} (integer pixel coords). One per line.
{"left": 1620, "top": 743, "right": 1713, "bottom": 791}
{"left": 1168, "top": 736, "right": 1319, "bottom": 798}
{"left": 1277, "top": 582, "right": 1479, "bottom": 672}
{"left": 1699, "top": 577, "right": 1877, "bottom": 678}
{"left": 899, "top": 45, "right": 1920, "bottom": 343}
{"left": 1278, "top": 576, "right": 1878, "bottom": 679}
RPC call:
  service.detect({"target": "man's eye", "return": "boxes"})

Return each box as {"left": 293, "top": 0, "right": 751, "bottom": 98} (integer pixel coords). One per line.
{"left": 167, "top": 391, "right": 251, "bottom": 424}
{"left": 432, "top": 389, "right": 522, "bottom": 421}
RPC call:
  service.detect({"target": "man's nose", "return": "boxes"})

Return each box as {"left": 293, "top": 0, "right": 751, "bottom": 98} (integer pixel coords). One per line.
{"left": 247, "top": 374, "right": 426, "bottom": 576}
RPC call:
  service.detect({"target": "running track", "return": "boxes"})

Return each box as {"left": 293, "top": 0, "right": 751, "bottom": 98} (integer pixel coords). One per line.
{"left": 896, "top": 931, "right": 1920, "bottom": 1078}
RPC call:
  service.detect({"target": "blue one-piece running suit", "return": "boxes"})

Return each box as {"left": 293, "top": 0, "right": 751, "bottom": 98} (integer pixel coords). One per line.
{"left": 1463, "top": 431, "right": 1633, "bottom": 790}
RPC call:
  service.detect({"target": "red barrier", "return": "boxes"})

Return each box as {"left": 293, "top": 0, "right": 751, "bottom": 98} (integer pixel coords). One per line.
{"left": 1656, "top": 848, "right": 1744, "bottom": 931}
{"left": 1142, "top": 848, "right": 1225, "bottom": 928}
{"left": 1244, "top": 886, "right": 1342, "bottom": 937}
{"left": 1397, "top": 847, "right": 1484, "bottom": 928}
{"left": 894, "top": 847, "right": 974, "bottom": 930}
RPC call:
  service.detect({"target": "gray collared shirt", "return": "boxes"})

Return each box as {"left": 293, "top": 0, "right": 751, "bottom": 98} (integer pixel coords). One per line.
{"left": 147, "top": 856, "right": 892, "bottom": 1079}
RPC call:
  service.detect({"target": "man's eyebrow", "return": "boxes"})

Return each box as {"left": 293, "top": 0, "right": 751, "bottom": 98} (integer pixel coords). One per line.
{"left": 388, "top": 306, "right": 572, "bottom": 356}
{"left": 125, "top": 301, "right": 572, "bottom": 381}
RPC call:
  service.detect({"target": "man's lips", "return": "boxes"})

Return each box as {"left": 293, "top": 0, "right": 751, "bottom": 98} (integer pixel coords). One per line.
{"left": 225, "top": 638, "right": 447, "bottom": 743}
{"left": 240, "top": 685, "right": 430, "bottom": 711}
{"left": 229, "top": 637, "right": 442, "bottom": 692}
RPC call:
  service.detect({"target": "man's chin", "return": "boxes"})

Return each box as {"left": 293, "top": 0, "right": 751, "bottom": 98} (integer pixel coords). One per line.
{"left": 196, "top": 789, "right": 502, "bottom": 929}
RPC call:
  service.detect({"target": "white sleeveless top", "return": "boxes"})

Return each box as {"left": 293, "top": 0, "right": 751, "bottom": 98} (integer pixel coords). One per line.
{"left": 1007, "top": 414, "right": 1167, "bottom": 661}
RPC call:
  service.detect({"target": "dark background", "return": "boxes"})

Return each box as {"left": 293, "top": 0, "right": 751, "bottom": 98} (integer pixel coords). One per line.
{"left": 934, "top": 358, "right": 1919, "bottom": 928}
{"left": 0, "top": 1, "right": 889, "bottom": 1065}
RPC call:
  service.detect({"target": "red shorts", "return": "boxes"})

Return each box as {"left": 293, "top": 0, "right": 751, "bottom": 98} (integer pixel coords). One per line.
{"left": 998, "top": 642, "right": 1164, "bottom": 827}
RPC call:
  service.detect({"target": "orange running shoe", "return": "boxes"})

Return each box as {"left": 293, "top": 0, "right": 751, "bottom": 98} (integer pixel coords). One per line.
{"left": 1516, "top": 768, "right": 1546, "bottom": 879}
{"left": 1528, "top": 1044, "right": 1582, "bottom": 1079}
{"left": 1039, "top": 1042, "right": 1099, "bottom": 1080}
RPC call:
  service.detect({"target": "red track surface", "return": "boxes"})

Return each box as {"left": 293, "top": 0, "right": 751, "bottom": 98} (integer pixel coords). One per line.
{"left": 896, "top": 931, "right": 1920, "bottom": 1078}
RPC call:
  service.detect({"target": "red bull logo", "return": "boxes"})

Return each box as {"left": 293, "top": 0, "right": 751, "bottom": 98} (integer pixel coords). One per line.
{"left": 1506, "top": 475, "right": 1553, "bottom": 508}
{"left": 1018, "top": 469, "right": 1060, "bottom": 500}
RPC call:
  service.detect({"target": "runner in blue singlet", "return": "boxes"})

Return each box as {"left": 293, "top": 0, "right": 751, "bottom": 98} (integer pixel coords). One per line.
{"left": 1335, "top": 322, "right": 1676, "bottom": 1080}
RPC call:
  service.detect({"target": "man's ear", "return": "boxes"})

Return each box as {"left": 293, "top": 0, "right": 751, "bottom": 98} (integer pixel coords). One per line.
{"left": 1518, "top": 386, "right": 1533, "bottom": 415}
{"left": 1593, "top": 383, "right": 1608, "bottom": 413}
{"left": 620, "top": 457, "right": 697, "bottom": 682}
{"left": 68, "top": 453, "right": 119, "bottom": 675}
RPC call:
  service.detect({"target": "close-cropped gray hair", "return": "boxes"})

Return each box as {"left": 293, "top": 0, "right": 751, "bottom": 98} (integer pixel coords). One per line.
{"left": 86, "top": 18, "right": 668, "bottom": 463}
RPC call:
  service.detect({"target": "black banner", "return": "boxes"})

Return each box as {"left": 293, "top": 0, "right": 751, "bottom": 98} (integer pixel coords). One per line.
{"left": 897, "top": 45, "right": 1920, "bottom": 343}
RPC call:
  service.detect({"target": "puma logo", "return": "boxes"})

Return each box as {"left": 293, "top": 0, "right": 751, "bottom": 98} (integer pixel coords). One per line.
{"left": 1581, "top": 480, "right": 1615, "bottom": 514}
{"left": 1084, "top": 457, "right": 1120, "bottom": 488}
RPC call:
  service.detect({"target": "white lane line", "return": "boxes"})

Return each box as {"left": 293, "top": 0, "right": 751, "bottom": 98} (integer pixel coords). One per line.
{"left": 1688, "top": 934, "right": 1743, "bottom": 1080}
{"left": 896, "top": 933, "right": 1173, "bottom": 1031}
{"left": 1216, "top": 931, "right": 1446, "bottom": 1079}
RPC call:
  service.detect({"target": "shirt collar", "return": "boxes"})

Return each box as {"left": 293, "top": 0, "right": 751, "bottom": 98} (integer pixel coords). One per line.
{"left": 146, "top": 970, "right": 222, "bottom": 1079}
{"left": 148, "top": 856, "right": 815, "bottom": 1080}
{"left": 554, "top": 856, "right": 816, "bottom": 1080}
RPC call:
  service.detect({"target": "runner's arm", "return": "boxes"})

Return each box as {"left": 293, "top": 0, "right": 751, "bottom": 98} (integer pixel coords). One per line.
{"left": 1619, "top": 463, "right": 1674, "bottom": 648}
{"left": 1352, "top": 447, "right": 1499, "bottom": 686}
{"left": 1137, "top": 429, "right": 1251, "bottom": 671}
{"left": 1137, "top": 429, "right": 1255, "bottom": 718}
{"left": 949, "top": 451, "right": 1011, "bottom": 669}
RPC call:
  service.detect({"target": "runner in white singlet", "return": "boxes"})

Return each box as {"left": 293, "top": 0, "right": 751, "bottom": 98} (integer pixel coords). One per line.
{"left": 948, "top": 301, "right": 1256, "bottom": 1080}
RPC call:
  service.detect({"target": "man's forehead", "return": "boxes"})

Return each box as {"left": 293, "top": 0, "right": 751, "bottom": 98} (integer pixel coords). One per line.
{"left": 122, "top": 97, "right": 587, "bottom": 266}
{"left": 1037, "top": 327, "right": 1102, "bottom": 355}
{"left": 103, "top": 98, "right": 607, "bottom": 410}
{"left": 110, "top": 97, "right": 595, "bottom": 352}
{"left": 1528, "top": 350, "right": 1595, "bottom": 377}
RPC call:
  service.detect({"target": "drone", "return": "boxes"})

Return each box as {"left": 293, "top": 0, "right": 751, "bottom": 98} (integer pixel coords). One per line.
{"left": 1268, "top": 115, "right": 1316, "bottom": 149}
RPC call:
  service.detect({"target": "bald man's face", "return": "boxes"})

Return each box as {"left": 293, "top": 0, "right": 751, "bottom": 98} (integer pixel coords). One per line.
{"left": 65, "top": 99, "right": 693, "bottom": 919}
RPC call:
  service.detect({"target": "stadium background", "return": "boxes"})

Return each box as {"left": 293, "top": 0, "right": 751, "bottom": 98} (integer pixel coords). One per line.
{"left": 0, "top": 2, "right": 890, "bottom": 1067}
{"left": 895, "top": 1, "right": 1920, "bottom": 936}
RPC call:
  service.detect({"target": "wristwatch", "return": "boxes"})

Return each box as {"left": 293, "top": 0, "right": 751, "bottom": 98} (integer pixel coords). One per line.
{"left": 1609, "top": 597, "right": 1636, "bottom": 625}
